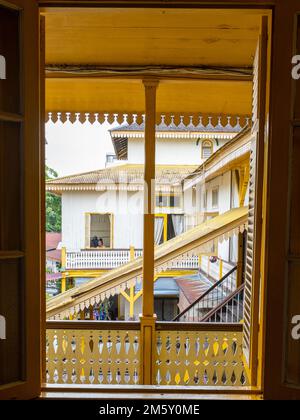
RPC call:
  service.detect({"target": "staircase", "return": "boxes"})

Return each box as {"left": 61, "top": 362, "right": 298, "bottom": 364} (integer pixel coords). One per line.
{"left": 173, "top": 266, "right": 239, "bottom": 322}
{"left": 201, "top": 283, "right": 245, "bottom": 323}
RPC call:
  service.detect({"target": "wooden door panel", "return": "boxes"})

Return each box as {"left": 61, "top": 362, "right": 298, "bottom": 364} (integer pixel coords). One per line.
{"left": 0, "top": 4, "right": 20, "bottom": 114}
{"left": 0, "top": 0, "right": 41, "bottom": 400}
{"left": 0, "top": 259, "right": 23, "bottom": 386}
{"left": 0, "top": 121, "right": 22, "bottom": 251}
{"left": 284, "top": 126, "right": 300, "bottom": 389}
{"left": 242, "top": 16, "right": 268, "bottom": 385}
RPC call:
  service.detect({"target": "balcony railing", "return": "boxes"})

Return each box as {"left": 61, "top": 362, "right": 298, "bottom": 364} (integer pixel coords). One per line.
{"left": 65, "top": 249, "right": 199, "bottom": 270}
{"left": 46, "top": 321, "right": 140, "bottom": 385}
{"left": 155, "top": 323, "right": 247, "bottom": 386}
{"left": 65, "top": 249, "right": 143, "bottom": 270}
{"left": 46, "top": 321, "right": 248, "bottom": 387}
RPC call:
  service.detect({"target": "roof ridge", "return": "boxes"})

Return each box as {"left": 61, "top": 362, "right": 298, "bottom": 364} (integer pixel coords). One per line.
{"left": 46, "top": 164, "right": 199, "bottom": 185}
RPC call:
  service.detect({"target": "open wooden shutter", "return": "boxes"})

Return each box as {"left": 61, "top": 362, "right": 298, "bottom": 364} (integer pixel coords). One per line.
{"left": 243, "top": 16, "right": 268, "bottom": 384}
{"left": 283, "top": 11, "right": 300, "bottom": 397}
{"left": 0, "top": 0, "right": 41, "bottom": 399}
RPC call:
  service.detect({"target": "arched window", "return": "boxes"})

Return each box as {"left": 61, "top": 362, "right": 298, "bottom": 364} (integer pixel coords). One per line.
{"left": 202, "top": 140, "right": 213, "bottom": 159}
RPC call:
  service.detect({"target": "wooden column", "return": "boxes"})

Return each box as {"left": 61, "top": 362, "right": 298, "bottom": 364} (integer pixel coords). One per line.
{"left": 141, "top": 79, "right": 158, "bottom": 318}
{"left": 140, "top": 79, "right": 159, "bottom": 385}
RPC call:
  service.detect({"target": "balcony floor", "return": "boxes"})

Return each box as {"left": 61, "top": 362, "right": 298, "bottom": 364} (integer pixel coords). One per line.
{"left": 41, "top": 384, "right": 262, "bottom": 400}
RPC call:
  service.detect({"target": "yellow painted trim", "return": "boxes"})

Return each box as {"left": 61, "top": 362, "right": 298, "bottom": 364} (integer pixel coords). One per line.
{"left": 239, "top": 164, "right": 250, "bottom": 207}
{"left": 61, "top": 247, "right": 66, "bottom": 269}
{"left": 61, "top": 273, "right": 67, "bottom": 293}
{"left": 219, "top": 259, "right": 224, "bottom": 279}
{"left": 133, "top": 290, "right": 143, "bottom": 302}
{"left": 155, "top": 213, "right": 168, "bottom": 243}
{"left": 129, "top": 286, "right": 135, "bottom": 318}
{"left": 120, "top": 290, "right": 130, "bottom": 301}
{"left": 154, "top": 270, "right": 196, "bottom": 282}
{"left": 117, "top": 293, "right": 121, "bottom": 319}
{"left": 63, "top": 269, "right": 109, "bottom": 278}
{"left": 84, "top": 212, "right": 114, "bottom": 249}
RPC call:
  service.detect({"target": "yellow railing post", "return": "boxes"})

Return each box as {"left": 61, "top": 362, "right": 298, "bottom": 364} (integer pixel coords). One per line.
{"left": 219, "top": 259, "right": 223, "bottom": 280}
{"left": 61, "top": 247, "right": 67, "bottom": 293}
{"left": 129, "top": 286, "right": 135, "bottom": 319}
{"left": 61, "top": 273, "right": 67, "bottom": 293}
{"left": 140, "top": 79, "right": 159, "bottom": 385}
{"left": 139, "top": 314, "right": 157, "bottom": 385}
{"left": 61, "top": 246, "right": 66, "bottom": 269}
{"left": 130, "top": 245, "right": 135, "bottom": 262}
{"left": 129, "top": 247, "right": 136, "bottom": 318}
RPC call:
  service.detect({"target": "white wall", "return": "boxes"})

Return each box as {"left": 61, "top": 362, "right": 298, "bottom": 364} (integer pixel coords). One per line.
{"left": 183, "top": 170, "right": 242, "bottom": 263}
{"left": 62, "top": 189, "right": 188, "bottom": 251}
{"left": 62, "top": 191, "right": 144, "bottom": 251}
{"left": 127, "top": 138, "right": 222, "bottom": 165}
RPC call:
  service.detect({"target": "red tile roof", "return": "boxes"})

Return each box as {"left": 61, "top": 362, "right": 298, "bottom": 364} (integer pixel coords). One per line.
{"left": 46, "top": 272, "right": 62, "bottom": 282}
{"left": 175, "top": 275, "right": 212, "bottom": 304}
{"left": 46, "top": 232, "right": 62, "bottom": 261}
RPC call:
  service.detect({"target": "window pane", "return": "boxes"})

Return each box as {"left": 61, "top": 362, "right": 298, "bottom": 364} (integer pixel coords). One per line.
{"left": 0, "top": 121, "right": 22, "bottom": 251}
{"left": 0, "top": 259, "right": 24, "bottom": 385}
{"left": 90, "top": 214, "right": 111, "bottom": 248}
{"left": 0, "top": 5, "right": 20, "bottom": 114}
{"left": 202, "top": 141, "right": 213, "bottom": 159}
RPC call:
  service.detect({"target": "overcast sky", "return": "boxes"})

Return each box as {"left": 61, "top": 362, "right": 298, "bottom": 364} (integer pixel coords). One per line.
{"left": 45, "top": 118, "right": 117, "bottom": 178}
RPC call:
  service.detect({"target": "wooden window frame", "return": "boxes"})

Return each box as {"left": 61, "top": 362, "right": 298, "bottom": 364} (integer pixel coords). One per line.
{"left": 9, "top": 0, "right": 296, "bottom": 400}
{"left": 154, "top": 213, "right": 168, "bottom": 244}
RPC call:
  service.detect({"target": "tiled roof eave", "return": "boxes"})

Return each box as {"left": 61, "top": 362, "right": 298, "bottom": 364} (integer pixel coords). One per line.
{"left": 46, "top": 183, "right": 185, "bottom": 193}
{"left": 111, "top": 131, "right": 238, "bottom": 140}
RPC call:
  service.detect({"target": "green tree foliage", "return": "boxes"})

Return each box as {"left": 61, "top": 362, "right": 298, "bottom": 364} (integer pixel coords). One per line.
{"left": 46, "top": 166, "right": 61, "bottom": 232}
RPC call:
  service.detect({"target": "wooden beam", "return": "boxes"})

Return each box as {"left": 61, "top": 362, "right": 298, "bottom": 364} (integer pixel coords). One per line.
{"left": 45, "top": 65, "right": 253, "bottom": 82}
